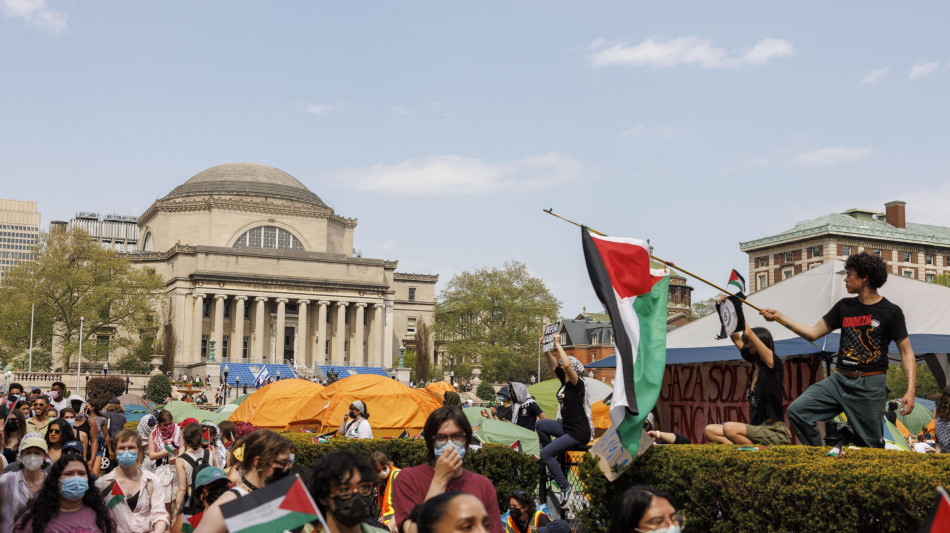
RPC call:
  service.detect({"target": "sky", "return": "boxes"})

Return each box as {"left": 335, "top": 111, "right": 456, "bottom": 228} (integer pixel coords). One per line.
{"left": 2, "top": 2, "right": 950, "bottom": 317}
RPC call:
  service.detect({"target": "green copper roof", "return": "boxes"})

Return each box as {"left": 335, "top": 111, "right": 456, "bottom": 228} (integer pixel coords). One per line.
{"left": 740, "top": 212, "right": 950, "bottom": 250}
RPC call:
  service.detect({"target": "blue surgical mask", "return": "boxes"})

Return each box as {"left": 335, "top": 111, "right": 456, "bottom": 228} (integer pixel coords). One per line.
{"left": 66, "top": 419, "right": 75, "bottom": 426}
{"left": 434, "top": 441, "right": 466, "bottom": 459}
{"left": 61, "top": 476, "right": 89, "bottom": 501}
{"left": 289, "top": 454, "right": 295, "bottom": 464}
{"left": 647, "top": 526, "right": 681, "bottom": 533}
{"left": 497, "top": 395, "right": 506, "bottom": 403}
{"left": 117, "top": 451, "right": 138, "bottom": 468}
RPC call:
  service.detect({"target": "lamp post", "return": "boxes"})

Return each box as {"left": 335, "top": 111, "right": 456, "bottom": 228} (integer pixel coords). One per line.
{"left": 125, "top": 376, "right": 131, "bottom": 394}
{"left": 85, "top": 371, "right": 90, "bottom": 384}
{"left": 103, "top": 362, "right": 109, "bottom": 376}
{"left": 276, "top": 370, "right": 281, "bottom": 381}
{"left": 530, "top": 375, "right": 536, "bottom": 385}
{"left": 389, "top": 369, "right": 396, "bottom": 380}
{"left": 76, "top": 316, "right": 84, "bottom": 393}
{"left": 398, "top": 346, "right": 405, "bottom": 367}
{"left": 450, "top": 370, "right": 455, "bottom": 389}
{"left": 236, "top": 376, "right": 241, "bottom": 395}
{"left": 223, "top": 364, "right": 230, "bottom": 400}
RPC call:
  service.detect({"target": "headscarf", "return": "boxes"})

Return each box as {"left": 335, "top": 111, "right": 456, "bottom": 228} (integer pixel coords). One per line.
{"left": 351, "top": 400, "right": 366, "bottom": 416}
{"left": 443, "top": 391, "right": 462, "bottom": 407}
{"left": 509, "top": 382, "right": 537, "bottom": 425}
{"left": 150, "top": 418, "right": 181, "bottom": 454}
{"left": 201, "top": 421, "right": 227, "bottom": 468}
{"left": 137, "top": 414, "right": 155, "bottom": 444}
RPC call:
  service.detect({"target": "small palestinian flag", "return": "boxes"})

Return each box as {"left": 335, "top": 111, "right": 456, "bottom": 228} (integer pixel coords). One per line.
{"left": 413, "top": 431, "right": 423, "bottom": 439}
{"left": 509, "top": 440, "right": 523, "bottom": 453}
{"left": 727, "top": 269, "right": 746, "bottom": 294}
{"left": 181, "top": 511, "right": 203, "bottom": 533}
{"left": 221, "top": 474, "right": 327, "bottom": 533}
{"left": 397, "top": 429, "right": 410, "bottom": 439}
{"left": 918, "top": 487, "right": 950, "bottom": 532}
{"left": 107, "top": 480, "right": 125, "bottom": 509}
{"left": 164, "top": 443, "right": 177, "bottom": 454}
{"left": 311, "top": 437, "right": 329, "bottom": 444}
{"left": 201, "top": 429, "right": 211, "bottom": 446}
{"left": 300, "top": 428, "right": 315, "bottom": 433}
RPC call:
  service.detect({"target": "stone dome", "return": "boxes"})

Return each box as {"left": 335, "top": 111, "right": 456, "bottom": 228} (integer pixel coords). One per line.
{"left": 164, "top": 163, "right": 327, "bottom": 207}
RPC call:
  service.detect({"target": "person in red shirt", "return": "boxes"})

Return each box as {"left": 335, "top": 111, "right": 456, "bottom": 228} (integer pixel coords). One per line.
{"left": 391, "top": 406, "right": 502, "bottom": 533}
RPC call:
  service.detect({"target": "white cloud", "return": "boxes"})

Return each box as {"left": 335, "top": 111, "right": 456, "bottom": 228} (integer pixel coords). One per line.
{"left": 390, "top": 105, "right": 409, "bottom": 115}
{"left": 1, "top": 0, "right": 67, "bottom": 33}
{"left": 718, "top": 157, "right": 771, "bottom": 174}
{"left": 587, "top": 36, "right": 793, "bottom": 69}
{"left": 794, "top": 146, "right": 871, "bottom": 167}
{"left": 909, "top": 60, "right": 940, "bottom": 80}
{"left": 861, "top": 67, "right": 890, "bottom": 84}
{"left": 306, "top": 103, "right": 336, "bottom": 115}
{"left": 332, "top": 152, "right": 582, "bottom": 195}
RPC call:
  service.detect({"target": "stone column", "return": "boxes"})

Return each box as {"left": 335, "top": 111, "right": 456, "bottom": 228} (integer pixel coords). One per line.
{"left": 353, "top": 303, "right": 367, "bottom": 364}
{"left": 212, "top": 295, "right": 227, "bottom": 360}
{"left": 253, "top": 297, "right": 267, "bottom": 359}
{"left": 297, "top": 300, "right": 310, "bottom": 367}
{"left": 232, "top": 296, "right": 247, "bottom": 359}
{"left": 382, "top": 297, "right": 394, "bottom": 368}
{"left": 275, "top": 298, "right": 288, "bottom": 364}
{"left": 332, "top": 302, "right": 348, "bottom": 363}
{"left": 192, "top": 294, "right": 205, "bottom": 363}
{"left": 316, "top": 301, "right": 329, "bottom": 366}
{"left": 368, "top": 303, "right": 382, "bottom": 365}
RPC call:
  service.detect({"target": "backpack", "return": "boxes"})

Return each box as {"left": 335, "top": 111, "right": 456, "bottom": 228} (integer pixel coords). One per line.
{"left": 180, "top": 449, "right": 211, "bottom": 511}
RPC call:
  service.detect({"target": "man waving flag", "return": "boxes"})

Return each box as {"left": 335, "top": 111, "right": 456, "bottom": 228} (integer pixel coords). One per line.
{"left": 582, "top": 228, "right": 669, "bottom": 456}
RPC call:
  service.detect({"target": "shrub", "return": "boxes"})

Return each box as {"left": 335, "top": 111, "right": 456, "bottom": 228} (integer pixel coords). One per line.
{"left": 86, "top": 376, "right": 127, "bottom": 408}
{"left": 283, "top": 434, "right": 540, "bottom": 511}
{"left": 576, "top": 444, "right": 950, "bottom": 532}
{"left": 146, "top": 374, "right": 172, "bottom": 404}
{"left": 476, "top": 381, "right": 496, "bottom": 402}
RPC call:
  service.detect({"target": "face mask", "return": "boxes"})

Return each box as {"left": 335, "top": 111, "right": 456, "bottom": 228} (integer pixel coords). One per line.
{"left": 21, "top": 454, "right": 44, "bottom": 471}
{"left": 332, "top": 494, "right": 372, "bottom": 528}
{"left": 265, "top": 467, "right": 290, "bottom": 485}
{"left": 498, "top": 395, "right": 506, "bottom": 403}
{"left": 51, "top": 391, "right": 61, "bottom": 400}
{"left": 7, "top": 394, "right": 18, "bottom": 403}
{"left": 509, "top": 508, "right": 522, "bottom": 520}
{"left": 646, "top": 526, "right": 681, "bottom": 533}
{"left": 434, "top": 441, "right": 466, "bottom": 459}
{"left": 117, "top": 451, "right": 138, "bottom": 468}
{"left": 66, "top": 419, "right": 75, "bottom": 426}
{"left": 289, "top": 454, "right": 295, "bottom": 464}
{"left": 4, "top": 420, "right": 16, "bottom": 433}
{"left": 348, "top": 411, "right": 358, "bottom": 419}
{"left": 378, "top": 467, "right": 390, "bottom": 479}
{"left": 61, "top": 476, "right": 89, "bottom": 501}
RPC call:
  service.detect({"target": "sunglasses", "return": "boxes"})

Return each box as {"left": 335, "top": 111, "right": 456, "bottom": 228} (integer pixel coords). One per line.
{"left": 48, "top": 429, "right": 62, "bottom": 435}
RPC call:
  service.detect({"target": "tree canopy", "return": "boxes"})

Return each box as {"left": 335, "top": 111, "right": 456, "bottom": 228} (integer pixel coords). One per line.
{"left": 434, "top": 261, "right": 560, "bottom": 384}
{"left": 0, "top": 228, "right": 165, "bottom": 370}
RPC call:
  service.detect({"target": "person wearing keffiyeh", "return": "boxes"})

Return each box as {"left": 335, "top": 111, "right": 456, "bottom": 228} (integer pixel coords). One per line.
{"left": 147, "top": 409, "right": 181, "bottom": 514}
{"left": 508, "top": 382, "right": 547, "bottom": 431}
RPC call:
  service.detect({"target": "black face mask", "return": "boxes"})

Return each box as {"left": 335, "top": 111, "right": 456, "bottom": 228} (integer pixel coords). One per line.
{"left": 265, "top": 467, "right": 290, "bottom": 485}
{"left": 4, "top": 420, "right": 16, "bottom": 433}
{"left": 332, "top": 494, "right": 372, "bottom": 528}
{"left": 510, "top": 508, "right": 522, "bottom": 520}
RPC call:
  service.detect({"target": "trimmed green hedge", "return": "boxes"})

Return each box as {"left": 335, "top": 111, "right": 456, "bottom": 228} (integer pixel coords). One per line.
{"left": 576, "top": 444, "right": 950, "bottom": 533}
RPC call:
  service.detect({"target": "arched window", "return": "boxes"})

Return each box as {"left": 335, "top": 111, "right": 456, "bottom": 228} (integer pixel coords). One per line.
{"left": 143, "top": 232, "right": 154, "bottom": 252}
{"left": 233, "top": 226, "right": 303, "bottom": 250}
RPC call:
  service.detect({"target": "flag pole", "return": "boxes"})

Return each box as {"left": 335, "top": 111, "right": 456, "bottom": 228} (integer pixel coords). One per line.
{"left": 543, "top": 209, "right": 820, "bottom": 348}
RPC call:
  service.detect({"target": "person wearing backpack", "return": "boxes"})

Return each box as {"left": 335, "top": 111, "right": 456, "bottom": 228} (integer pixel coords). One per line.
{"left": 173, "top": 423, "right": 215, "bottom": 524}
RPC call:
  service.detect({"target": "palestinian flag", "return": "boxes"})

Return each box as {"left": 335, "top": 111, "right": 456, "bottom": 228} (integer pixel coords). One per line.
{"left": 106, "top": 480, "right": 125, "bottom": 509}
{"left": 918, "top": 487, "right": 950, "bottom": 532}
{"left": 582, "top": 228, "right": 669, "bottom": 457}
{"left": 201, "top": 429, "right": 211, "bottom": 445}
{"left": 164, "top": 443, "right": 177, "bottom": 454}
{"left": 311, "top": 437, "right": 329, "bottom": 444}
{"left": 397, "top": 429, "right": 410, "bottom": 439}
{"left": 509, "top": 440, "right": 523, "bottom": 453}
{"left": 221, "top": 474, "right": 327, "bottom": 533}
{"left": 727, "top": 269, "right": 746, "bottom": 293}
{"left": 181, "top": 512, "right": 203, "bottom": 533}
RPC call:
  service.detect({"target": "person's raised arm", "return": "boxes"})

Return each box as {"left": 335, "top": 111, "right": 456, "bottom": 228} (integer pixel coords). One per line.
{"left": 542, "top": 336, "right": 558, "bottom": 375}
{"left": 898, "top": 336, "right": 916, "bottom": 415}
{"left": 743, "top": 324, "right": 775, "bottom": 369}
{"left": 760, "top": 309, "right": 831, "bottom": 342}
{"left": 555, "top": 336, "right": 579, "bottom": 386}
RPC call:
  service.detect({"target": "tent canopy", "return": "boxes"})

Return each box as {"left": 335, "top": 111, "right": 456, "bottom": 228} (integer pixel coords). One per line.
{"left": 528, "top": 377, "right": 612, "bottom": 419}
{"left": 473, "top": 419, "right": 541, "bottom": 456}
{"left": 228, "top": 379, "right": 324, "bottom": 431}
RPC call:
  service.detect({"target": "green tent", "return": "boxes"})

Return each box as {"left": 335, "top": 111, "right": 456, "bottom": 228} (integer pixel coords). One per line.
{"left": 162, "top": 401, "right": 207, "bottom": 423}
{"left": 230, "top": 394, "right": 250, "bottom": 405}
{"left": 463, "top": 406, "right": 490, "bottom": 429}
{"left": 896, "top": 399, "right": 935, "bottom": 436}
{"left": 474, "top": 418, "right": 541, "bottom": 457}
{"left": 527, "top": 377, "right": 613, "bottom": 418}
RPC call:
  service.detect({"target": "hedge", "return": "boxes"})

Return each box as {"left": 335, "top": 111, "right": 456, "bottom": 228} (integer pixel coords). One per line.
{"left": 576, "top": 444, "right": 950, "bottom": 533}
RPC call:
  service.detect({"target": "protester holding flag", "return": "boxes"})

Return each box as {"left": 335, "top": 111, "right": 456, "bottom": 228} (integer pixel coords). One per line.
{"left": 200, "top": 422, "right": 227, "bottom": 470}
{"left": 13, "top": 455, "right": 117, "bottom": 533}
{"left": 149, "top": 410, "right": 182, "bottom": 516}
{"left": 536, "top": 335, "right": 591, "bottom": 507}
{"left": 303, "top": 450, "right": 389, "bottom": 532}
{"left": 338, "top": 400, "right": 374, "bottom": 439}
{"left": 392, "top": 406, "right": 502, "bottom": 533}
{"left": 95, "top": 429, "right": 169, "bottom": 533}
{"left": 705, "top": 304, "right": 791, "bottom": 446}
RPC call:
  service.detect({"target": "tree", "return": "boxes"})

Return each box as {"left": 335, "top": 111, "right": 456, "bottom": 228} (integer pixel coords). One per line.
{"left": 434, "top": 261, "right": 560, "bottom": 384}
{"left": 888, "top": 363, "right": 941, "bottom": 400}
{"left": 689, "top": 296, "right": 719, "bottom": 321}
{"left": 86, "top": 376, "right": 127, "bottom": 408}
{"left": 414, "top": 319, "right": 432, "bottom": 383}
{"left": 0, "top": 228, "right": 165, "bottom": 369}
{"left": 146, "top": 373, "right": 172, "bottom": 404}
{"left": 933, "top": 274, "right": 950, "bottom": 288}
{"left": 476, "top": 380, "right": 497, "bottom": 402}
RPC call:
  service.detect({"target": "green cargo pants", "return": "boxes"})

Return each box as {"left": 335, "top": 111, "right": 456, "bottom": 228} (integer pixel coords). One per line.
{"left": 786, "top": 372, "right": 887, "bottom": 447}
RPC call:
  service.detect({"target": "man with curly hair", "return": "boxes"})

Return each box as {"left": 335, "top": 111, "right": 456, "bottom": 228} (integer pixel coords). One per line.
{"left": 762, "top": 252, "right": 916, "bottom": 447}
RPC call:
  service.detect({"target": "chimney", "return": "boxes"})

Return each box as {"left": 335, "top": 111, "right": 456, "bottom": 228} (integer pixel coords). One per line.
{"left": 884, "top": 201, "right": 906, "bottom": 229}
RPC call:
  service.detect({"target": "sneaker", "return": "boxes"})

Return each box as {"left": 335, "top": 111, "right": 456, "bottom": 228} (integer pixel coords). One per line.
{"left": 556, "top": 485, "right": 573, "bottom": 507}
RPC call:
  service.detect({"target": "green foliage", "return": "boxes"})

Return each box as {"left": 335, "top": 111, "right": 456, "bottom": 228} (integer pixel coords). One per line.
{"left": 146, "top": 373, "right": 172, "bottom": 404}
{"left": 888, "top": 363, "right": 941, "bottom": 400}
{"left": 933, "top": 273, "right": 950, "bottom": 288}
{"left": 434, "top": 261, "right": 560, "bottom": 384}
{"left": 476, "top": 380, "right": 496, "bottom": 401}
{"left": 86, "top": 376, "right": 127, "bottom": 408}
{"left": 414, "top": 318, "right": 432, "bottom": 382}
{"left": 5, "top": 348, "right": 54, "bottom": 372}
{"left": 0, "top": 228, "right": 165, "bottom": 369}
{"left": 576, "top": 445, "right": 950, "bottom": 532}
{"left": 282, "top": 435, "right": 540, "bottom": 511}
{"left": 689, "top": 296, "right": 719, "bottom": 321}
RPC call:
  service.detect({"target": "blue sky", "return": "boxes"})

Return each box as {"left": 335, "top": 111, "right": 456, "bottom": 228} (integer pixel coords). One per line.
{"left": 2, "top": 2, "right": 949, "bottom": 316}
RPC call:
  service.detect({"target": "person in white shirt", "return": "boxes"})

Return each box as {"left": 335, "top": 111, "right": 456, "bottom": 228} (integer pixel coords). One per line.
{"left": 337, "top": 400, "right": 373, "bottom": 439}
{"left": 0, "top": 434, "right": 49, "bottom": 533}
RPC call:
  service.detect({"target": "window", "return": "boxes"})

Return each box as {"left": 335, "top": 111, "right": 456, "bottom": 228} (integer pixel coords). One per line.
{"left": 873, "top": 249, "right": 881, "bottom": 257}
{"left": 203, "top": 300, "right": 210, "bottom": 318}
{"left": 201, "top": 335, "right": 208, "bottom": 357}
{"left": 903, "top": 252, "right": 912, "bottom": 262}
{"left": 927, "top": 254, "right": 934, "bottom": 265}
{"left": 783, "top": 269, "right": 793, "bottom": 280}
{"left": 408, "top": 287, "right": 416, "bottom": 301}
{"left": 96, "top": 335, "right": 110, "bottom": 359}
{"left": 407, "top": 317, "right": 417, "bottom": 335}
{"left": 811, "top": 246, "right": 821, "bottom": 258}
{"left": 758, "top": 257, "right": 767, "bottom": 268}
{"left": 560, "top": 333, "right": 568, "bottom": 345}
{"left": 243, "top": 336, "right": 249, "bottom": 358}
{"left": 233, "top": 226, "right": 303, "bottom": 250}
{"left": 143, "top": 232, "right": 154, "bottom": 252}
{"left": 244, "top": 304, "right": 250, "bottom": 320}
{"left": 927, "top": 273, "right": 935, "bottom": 283}
{"left": 758, "top": 274, "right": 767, "bottom": 290}
{"left": 591, "top": 332, "right": 599, "bottom": 344}
{"left": 842, "top": 245, "right": 851, "bottom": 257}
{"left": 903, "top": 270, "right": 913, "bottom": 278}
{"left": 784, "top": 252, "right": 793, "bottom": 263}
{"left": 223, "top": 299, "right": 230, "bottom": 319}
{"left": 591, "top": 352, "right": 598, "bottom": 361}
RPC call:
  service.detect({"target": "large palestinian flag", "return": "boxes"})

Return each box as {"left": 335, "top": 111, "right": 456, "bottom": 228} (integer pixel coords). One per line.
{"left": 221, "top": 474, "right": 327, "bottom": 533}
{"left": 582, "top": 228, "right": 669, "bottom": 456}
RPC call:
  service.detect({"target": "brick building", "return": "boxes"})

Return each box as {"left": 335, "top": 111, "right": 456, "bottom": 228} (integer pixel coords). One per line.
{"left": 739, "top": 201, "right": 950, "bottom": 293}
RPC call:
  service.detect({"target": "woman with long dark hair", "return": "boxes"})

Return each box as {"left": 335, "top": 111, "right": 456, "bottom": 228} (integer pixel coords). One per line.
{"left": 704, "top": 306, "right": 791, "bottom": 446}
{"left": 45, "top": 418, "right": 76, "bottom": 463}
{"left": 3, "top": 409, "right": 28, "bottom": 463}
{"left": 610, "top": 486, "right": 683, "bottom": 533}
{"left": 12, "top": 454, "right": 116, "bottom": 533}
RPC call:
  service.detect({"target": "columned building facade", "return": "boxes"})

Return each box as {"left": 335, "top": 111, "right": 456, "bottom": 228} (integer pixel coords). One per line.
{"left": 131, "top": 163, "right": 436, "bottom": 374}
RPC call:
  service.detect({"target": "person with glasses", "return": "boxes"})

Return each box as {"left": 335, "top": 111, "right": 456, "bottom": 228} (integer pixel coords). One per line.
{"left": 45, "top": 419, "right": 76, "bottom": 463}
{"left": 610, "top": 486, "right": 683, "bottom": 533}
{"left": 392, "top": 406, "right": 502, "bottom": 533}
{"left": 300, "top": 450, "right": 388, "bottom": 533}
{"left": 25, "top": 397, "right": 52, "bottom": 436}
{"left": 505, "top": 490, "right": 550, "bottom": 533}
{"left": 0, "top": 434, "right": 49, "bottom": 532}
{"left": 12, "top": 454, "right": 117, "bottom": 533}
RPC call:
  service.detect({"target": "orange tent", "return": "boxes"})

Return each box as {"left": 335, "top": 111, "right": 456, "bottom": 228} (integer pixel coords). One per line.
{"left": 291, "top": 374, "right": 442, "bottom": 437}
{"left": 592, "top": 400, "right": 611, "bottom": 438}
{"left": 423, "top": 382, "right": 456, "bottom": 404}
{"left": 228, "top": 379, "right": 324, "bottom": 431}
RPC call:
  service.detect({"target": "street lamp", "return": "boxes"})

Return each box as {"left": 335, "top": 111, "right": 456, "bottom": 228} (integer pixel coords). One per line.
{"left": 530, "top": 375, "right": 536, "bottom": 385}
{"left": 125, "top": 376, "right": 131, "bottom": 394}
{"left": 276, "top": 370, "right": 281, "bottom": 381}
{"left": 399, "top": 346, "right": 405, "bottom": 367}
{"left": 389, "top": 369, "right": 396, "bottom": 380}
{"left": 85, "top": 371, "right": 90, "bottom": 383}
{"left": 103, "top": 362, "right": 109, "bottom": 376}
{"left": 223, "top": 364, "right": 230, "bottom": 400}
{"left": 236, "top": 376, "right": 241, "bottom": 395}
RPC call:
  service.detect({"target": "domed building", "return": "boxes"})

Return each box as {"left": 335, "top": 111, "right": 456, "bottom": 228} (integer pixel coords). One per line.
{"left": 133, "top": 162, "right": 436, "bottom": 381}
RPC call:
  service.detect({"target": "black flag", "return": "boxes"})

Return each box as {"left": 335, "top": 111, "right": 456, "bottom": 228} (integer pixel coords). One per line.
{"left": 715, "top": 293, "right": 746, "bottom": 339}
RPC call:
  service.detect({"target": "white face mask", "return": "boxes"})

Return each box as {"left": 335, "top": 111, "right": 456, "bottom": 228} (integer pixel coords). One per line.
{"left": 21, "top": 454, "right": 44, "bottom": 471}
{"left": 642, "top": 526, "right": 681, "bottom": 533}
{"left": 378, "top": 467, "right": 390, "bottom": 479}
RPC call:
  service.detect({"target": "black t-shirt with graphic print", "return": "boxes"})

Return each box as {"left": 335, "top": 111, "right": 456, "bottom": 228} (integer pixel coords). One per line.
{"left": 823, "top": 297, "right": 908, "bottom": 372}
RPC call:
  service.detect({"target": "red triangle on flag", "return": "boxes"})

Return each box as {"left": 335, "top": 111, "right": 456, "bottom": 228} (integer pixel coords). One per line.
{"left": 201, "top": 429, "right": 211, "bottom": 444}
{"left": 279, "top": 478, "right": 319, "bottom": 516}
{"left": 509, "top": 440, "right": 522, "bottom": 452}
{"left": 111, "top": 480, "right": 125, "bottom": 497}
{"left": 187, "top": 511, "right": 204, "bottom": 528}
{"left": 931, "top": 491, "right": 950, "bottom": 531}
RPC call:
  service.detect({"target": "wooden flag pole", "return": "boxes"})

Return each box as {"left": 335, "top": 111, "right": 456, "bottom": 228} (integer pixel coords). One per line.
{"left": 543, "top": 208, "right": 820, "bottom": 348}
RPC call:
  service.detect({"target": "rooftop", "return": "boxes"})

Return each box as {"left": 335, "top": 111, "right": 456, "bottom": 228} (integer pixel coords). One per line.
{"left": 740, "top": 211, "right": 950, "bottom": 250}
{"left": 162, "top": 163, "right": 328, "bottom": 208}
